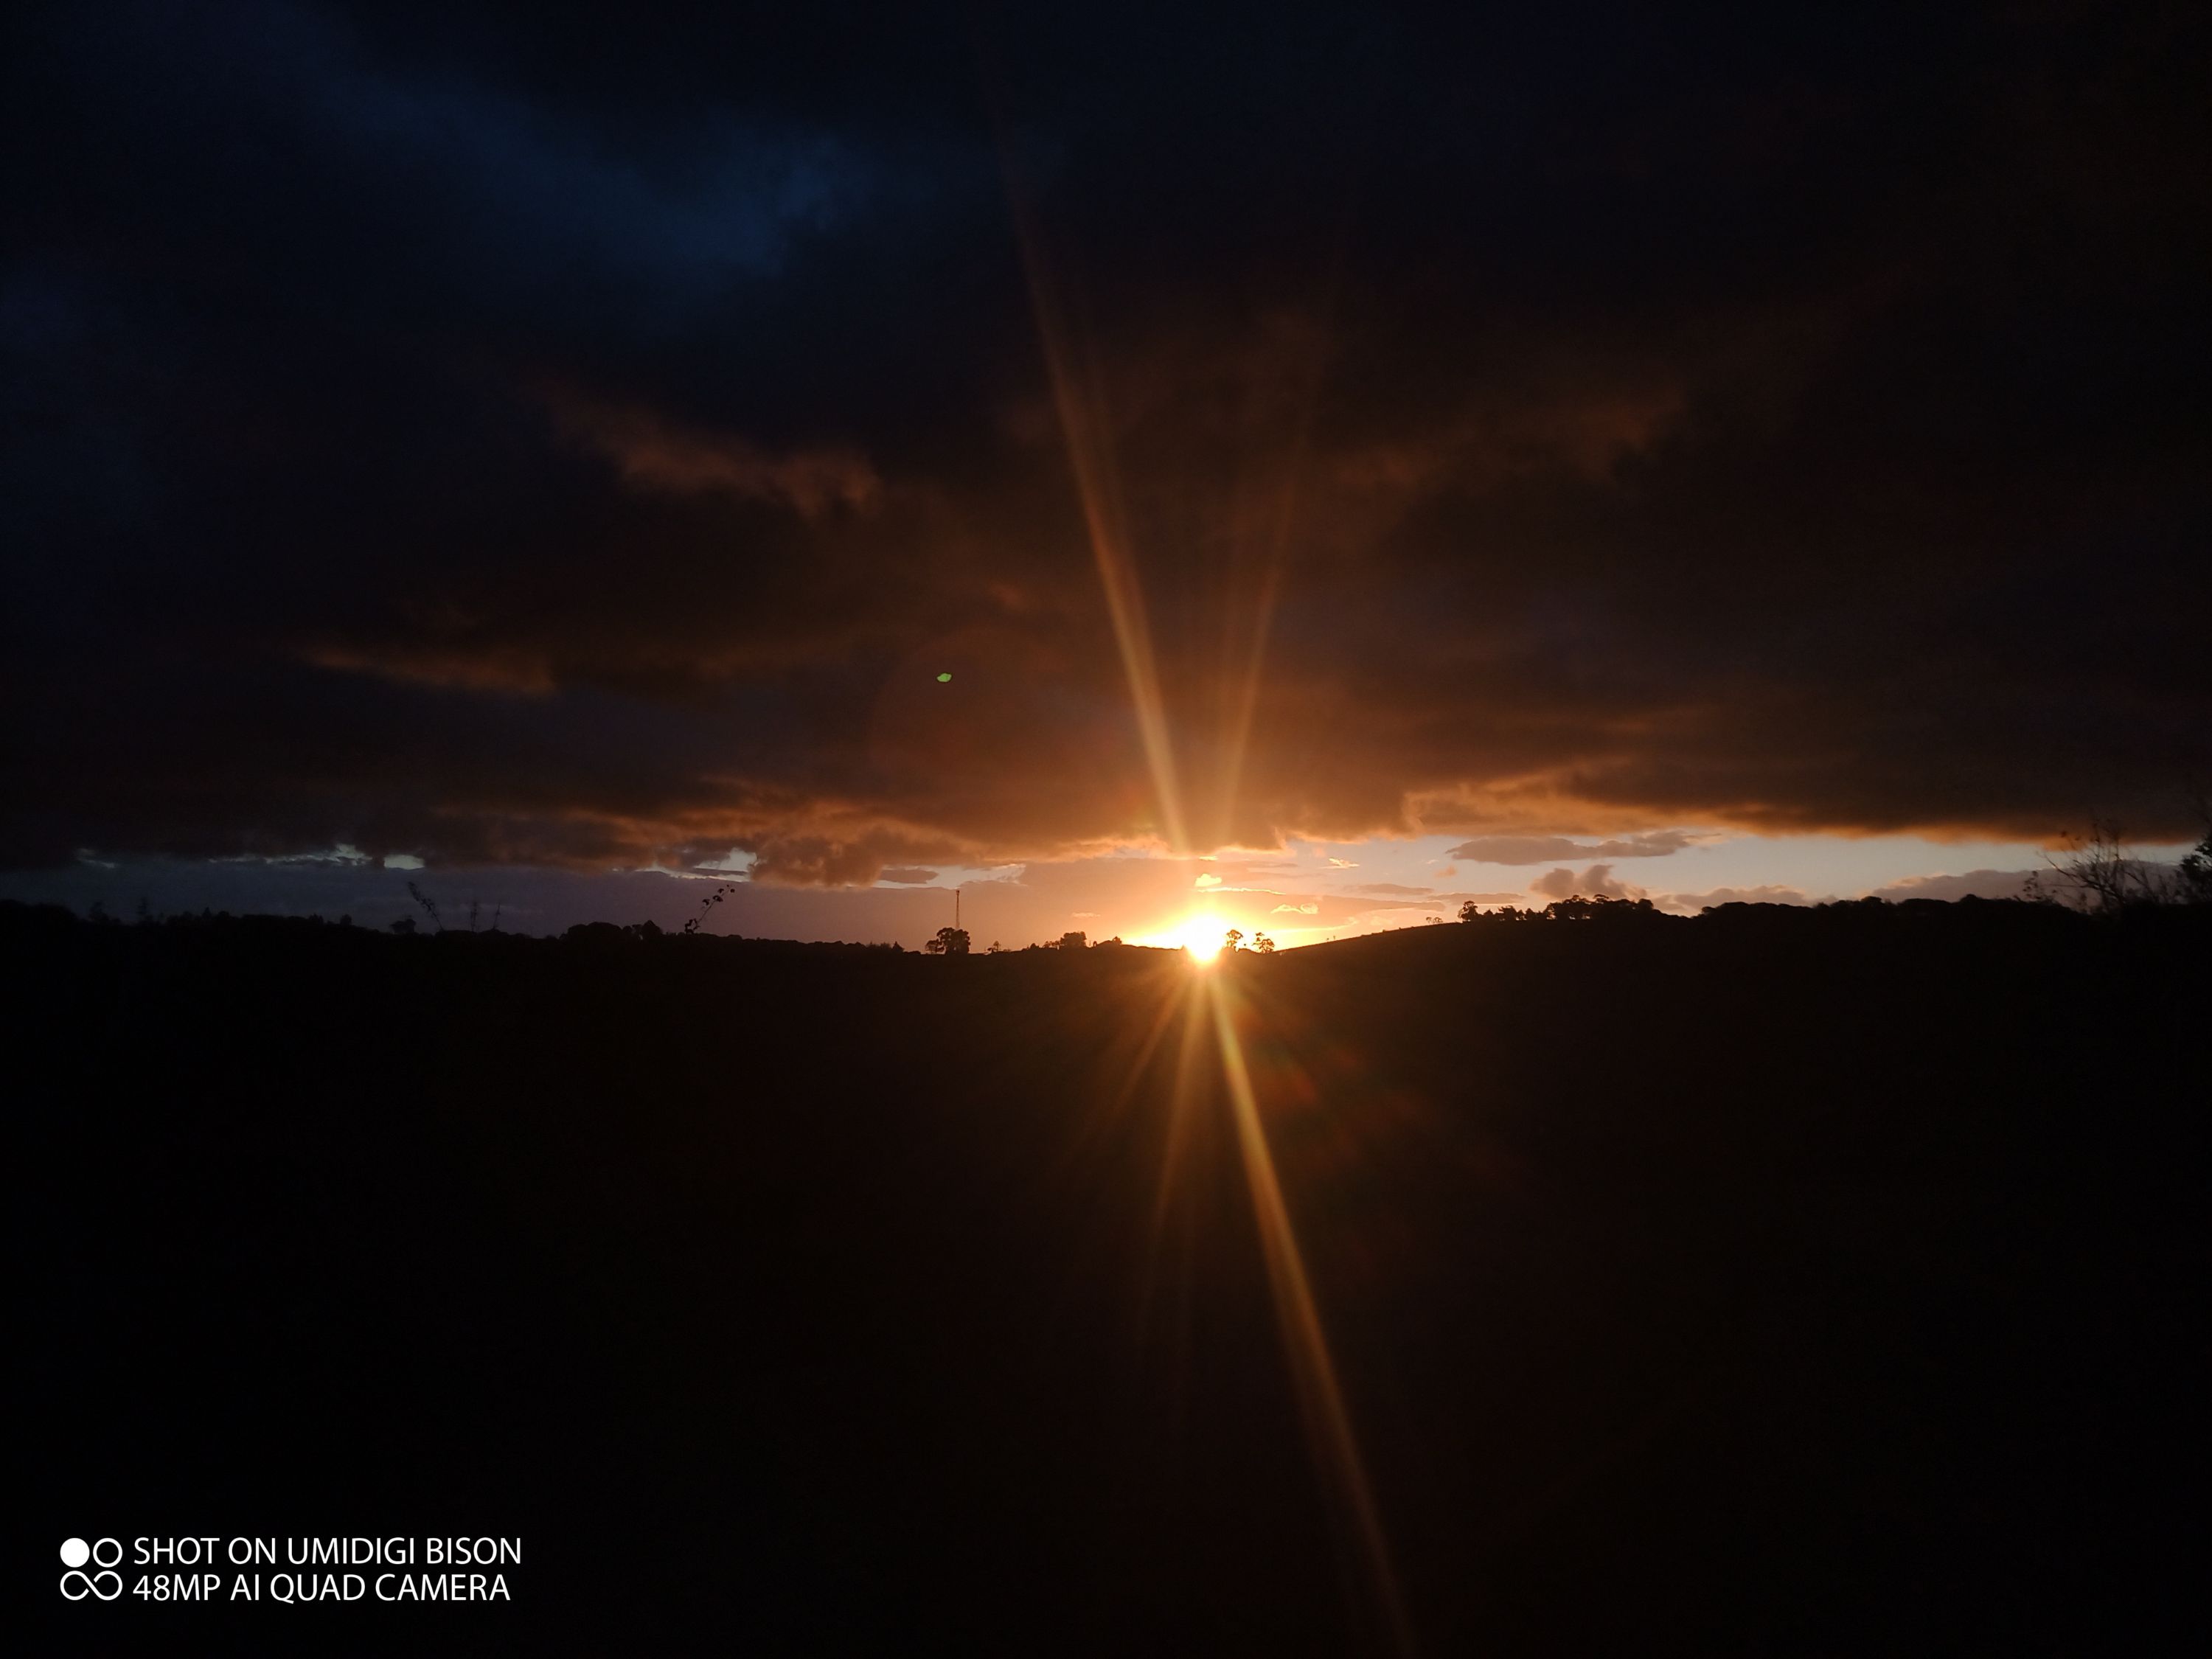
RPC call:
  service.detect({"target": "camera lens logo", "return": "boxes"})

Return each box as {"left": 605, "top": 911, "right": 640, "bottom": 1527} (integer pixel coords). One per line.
{"left": 60, "top": 1537, "right": 124, "bottom": 1601}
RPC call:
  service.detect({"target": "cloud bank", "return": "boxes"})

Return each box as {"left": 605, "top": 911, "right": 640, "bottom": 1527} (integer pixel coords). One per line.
{"left": 4, "top": 1, "right": 2205, "bottom": 883}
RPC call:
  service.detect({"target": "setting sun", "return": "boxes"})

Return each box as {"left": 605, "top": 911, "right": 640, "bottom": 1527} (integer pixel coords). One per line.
{"left": 1136, "top": 913, "right": 1229, "bottom": 962}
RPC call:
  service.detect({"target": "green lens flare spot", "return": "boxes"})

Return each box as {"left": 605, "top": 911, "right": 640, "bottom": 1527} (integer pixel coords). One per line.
{"left": 936, "top": 672, "right": 953, "bottom": 682}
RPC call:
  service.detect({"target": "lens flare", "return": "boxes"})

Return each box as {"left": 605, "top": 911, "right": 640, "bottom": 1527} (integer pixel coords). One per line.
{"left": 995, "top": 97, "right": 1401, "bottom": 1653}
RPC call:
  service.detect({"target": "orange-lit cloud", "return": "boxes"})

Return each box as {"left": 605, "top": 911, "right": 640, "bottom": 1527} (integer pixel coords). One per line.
{"left": 552, "top": 394, "right": 880, "bottom": 518}
{"left": 1530, "top": 865, "right": 1647, "bottom": 902}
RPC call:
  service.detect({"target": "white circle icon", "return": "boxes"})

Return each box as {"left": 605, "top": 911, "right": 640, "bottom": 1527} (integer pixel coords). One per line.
{"left": 60, "top": 1540, "right": 125, "bottom": 1601}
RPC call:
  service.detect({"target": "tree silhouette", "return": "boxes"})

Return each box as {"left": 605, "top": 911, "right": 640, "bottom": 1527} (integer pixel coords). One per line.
{"left": 925, "top": 926, "right": 971, "bottom": 956}
{"left": 2026, "top": 815, "right": 2212, "bottom": 911}
{"left": 1056, "top": 931, "right": 1088, "bottom": 950}
{"left": 2181, "top": 827, "right": 2212, "bottom": 904}
{"left": 683, "top": 883, "right": 737, "bottom": 934}
{"left": 1222, "top": 928, "right": 1244, "bottom": 953}
{"left": 1253, "top": 931, "right": 1276, "bottom": 954}
{"left": 1461, "top": 895, "right": 1661, "bottom": 922}
{"left": 2027, "top": 821, "right": 2135, "bottom": 913}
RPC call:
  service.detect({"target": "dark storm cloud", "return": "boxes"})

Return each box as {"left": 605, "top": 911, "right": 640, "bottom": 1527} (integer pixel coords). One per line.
{"left": 1447, "top": 832, "right": 1700, "bottom": 865}
{"left": 4, "top": 1, "right": 2206, "bottom": 881}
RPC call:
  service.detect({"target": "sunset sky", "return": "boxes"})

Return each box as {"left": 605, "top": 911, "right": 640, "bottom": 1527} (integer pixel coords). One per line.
{"left": 5, "top": 1, "right": 2204, "bottom": 949}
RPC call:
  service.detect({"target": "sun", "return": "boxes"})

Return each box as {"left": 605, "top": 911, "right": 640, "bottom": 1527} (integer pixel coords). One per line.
{"left": 1135, "top": 912, "right": 1229, "bottom": 963}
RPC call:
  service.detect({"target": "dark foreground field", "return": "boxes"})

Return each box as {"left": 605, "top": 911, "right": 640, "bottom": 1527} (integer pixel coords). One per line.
{"left": 13, "top": 900, "right": 2205, "bottom": 1655}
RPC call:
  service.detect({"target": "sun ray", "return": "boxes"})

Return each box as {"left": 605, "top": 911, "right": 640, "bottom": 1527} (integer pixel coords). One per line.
{"left": 1149, "top": 973, "right": 1217, "bottom": 1244}
{"left": 1206, "top": 973, "right": 1413, "bottom": 1654}
{"left": 1001, "top": 168, "right": 1191, "bottom": 857}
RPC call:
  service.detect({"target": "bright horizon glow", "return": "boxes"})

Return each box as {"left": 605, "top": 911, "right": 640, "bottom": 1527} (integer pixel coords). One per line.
{"left": 1133, "top": 911, "right": 1228, "bottom": 961}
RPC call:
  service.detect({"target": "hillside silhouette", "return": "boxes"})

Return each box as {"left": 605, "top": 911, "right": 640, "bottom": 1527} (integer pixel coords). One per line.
{"left": 15, "top": 897, "right": 2205, "bottom": 1656}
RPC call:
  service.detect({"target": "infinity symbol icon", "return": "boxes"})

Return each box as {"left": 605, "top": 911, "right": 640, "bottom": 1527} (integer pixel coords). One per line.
{"left": 60, "top": 1537, "right": 125, "bottom": 1601}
